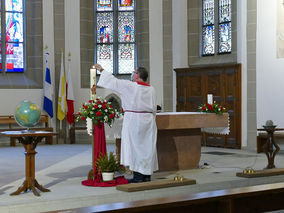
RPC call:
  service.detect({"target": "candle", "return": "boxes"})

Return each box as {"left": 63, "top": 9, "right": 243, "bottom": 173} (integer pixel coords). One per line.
{"left": 207, "top": 94, "right": 213, "bottom": 104}
{"left": 90, "top": 66, "right": 96, "bottom": 100}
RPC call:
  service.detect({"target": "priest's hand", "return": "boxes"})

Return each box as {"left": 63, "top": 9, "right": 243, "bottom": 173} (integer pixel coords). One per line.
{"left": 94, "top": 64, "right": 104, "bottom": 72}
{"left": 91, "top": 84, "right": 96, "bottom": 94}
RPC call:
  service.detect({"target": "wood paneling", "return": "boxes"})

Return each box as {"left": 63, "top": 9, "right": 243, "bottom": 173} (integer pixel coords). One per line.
{"left": 175, "top": 63, "right": 242, "bottom": 148}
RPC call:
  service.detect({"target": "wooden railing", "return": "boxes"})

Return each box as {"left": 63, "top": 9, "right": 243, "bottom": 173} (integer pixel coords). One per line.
{"left": 46, "top": 182, "right": 284, "bottom": 213}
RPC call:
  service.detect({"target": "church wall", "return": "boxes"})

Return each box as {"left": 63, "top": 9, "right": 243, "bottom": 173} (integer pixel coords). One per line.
{"left": 172, "top": 0, "right": 188, "bottom": 111}
{"left": 256, "top": 0, "right": 284, "bottom": 129}
{"left": 149, "top": 0, "right": 164, "bottom": 107}
{"left": 162, "top": 0, "right": 173, "bottom": 112}
{"left": 246, "top": 0, "right": 257, "bottom": 150}
{"left": 237, "top": 0, "right": 248, "bottom": 147}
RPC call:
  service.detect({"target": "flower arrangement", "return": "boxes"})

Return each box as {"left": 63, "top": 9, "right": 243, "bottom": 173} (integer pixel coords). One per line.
{"left": 198, "top": 101, "right": 226, "bottom": 115}
{"left": 76, "top": 97, "right": 122, "bottom": 127}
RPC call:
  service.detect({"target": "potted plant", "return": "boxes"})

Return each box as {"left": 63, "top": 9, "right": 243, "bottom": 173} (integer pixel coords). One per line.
{"left": 96, "top": 152, "right": 122, "bottom": 181}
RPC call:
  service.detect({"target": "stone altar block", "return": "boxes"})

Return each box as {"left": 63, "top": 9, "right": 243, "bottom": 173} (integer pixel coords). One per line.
{"left": 115, "top": 112, "right": 229, "bottom": 172}
{"left": 156, "top": 112, "right": 229, "bottom": 171}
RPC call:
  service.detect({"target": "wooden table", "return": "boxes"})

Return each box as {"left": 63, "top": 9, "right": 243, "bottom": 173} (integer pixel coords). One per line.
{"left": 257, "top": 127, "right": 284, "bottom": 169}
{"left": 0, "top": 130, "right": 57, "bottom": 196}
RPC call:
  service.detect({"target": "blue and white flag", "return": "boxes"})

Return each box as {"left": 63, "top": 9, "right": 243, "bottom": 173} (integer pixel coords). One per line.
{"left": 43, "top": 52, "right": 54, "bottom": 118}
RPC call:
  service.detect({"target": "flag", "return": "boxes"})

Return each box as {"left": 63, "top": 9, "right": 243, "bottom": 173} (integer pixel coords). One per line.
{"left": 43, "top": 52, "right": 54, "bottom": 118}
{"left": 57, "top": 51, "right": 66, "bottom": 121}
{"left": 66, "top": 55, "right": 75, "bottom": 124}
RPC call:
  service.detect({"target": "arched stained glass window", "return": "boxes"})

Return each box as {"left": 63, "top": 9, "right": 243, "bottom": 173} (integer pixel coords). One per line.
{"left": 95, "top": 0, "right": 136, "bottom": 75}
{"left": 202, "top": 0, "right": 215, "bottom": 56}
{"left": 0, "top": 0, "right": 24, "bottom": 72}
{"left": 218, "top": 0, "right": 231, "bottom": 53}
{"left": 201, "top": 0, "right": 231, "bottom": 56}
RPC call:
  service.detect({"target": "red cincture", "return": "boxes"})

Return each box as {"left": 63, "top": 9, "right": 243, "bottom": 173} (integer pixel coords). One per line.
{"left": 137, "top": 81, "right": 150, "bottom": 86}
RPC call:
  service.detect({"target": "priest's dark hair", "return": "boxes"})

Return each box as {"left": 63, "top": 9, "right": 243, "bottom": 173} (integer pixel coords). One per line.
{"left": 137, "top": 67, "right": 148, "bottom": 82}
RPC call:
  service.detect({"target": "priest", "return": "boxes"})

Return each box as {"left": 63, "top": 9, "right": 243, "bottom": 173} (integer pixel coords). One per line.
{"left": 95, "top": 64, "right": 158, "bottom": 183}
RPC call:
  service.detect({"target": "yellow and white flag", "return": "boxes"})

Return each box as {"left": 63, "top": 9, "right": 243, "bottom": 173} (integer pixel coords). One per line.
{"left": 57, "top": 51, "right": 66, "bottom": 121}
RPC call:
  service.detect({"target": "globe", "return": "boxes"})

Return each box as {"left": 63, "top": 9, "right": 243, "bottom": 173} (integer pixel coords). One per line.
{"left": 14, "top": 100, "right": 41, "bottom": 128}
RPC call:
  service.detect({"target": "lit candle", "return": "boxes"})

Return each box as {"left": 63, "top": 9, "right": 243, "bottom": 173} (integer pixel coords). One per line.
{"left": 207, "top": 94, "right": 213, "bottom": 104}
{"left": 90, "top": 65, "right": 96, "bottom": 100}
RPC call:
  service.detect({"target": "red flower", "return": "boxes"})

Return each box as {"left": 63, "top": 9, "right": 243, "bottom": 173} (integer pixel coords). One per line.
{"left": 109, "top": 114, "right": 114, "bottom": 119}
{"left": 102, "top": 104, "right": 106, "bottom": 109}
{"left": 109, "top": 105, "right": 112, "bottom": 108}
{"left": 81, "top": 116, "right": 86, "bottom": 120}
{"left": 94, "top": 105, "right": 98, "bottom": 109}
{"left": 84, "top": 105, "right": 88, "bottom": 110}
{"left": 88, "top": 100, "right": 93, "bottom": 103}
{"left": 121, "top": 108, "right": 124, "bottom": 113}
{"left": 208, "top": 105, "right": 213, "bottom": 111}
{"left": 96, "top": 111, "right": 102, "bottom": 116}
{"left": 97, "top": 100, "right": 101, "bottom": 104}
{"left": 202, "top": 106, "right": 206, "bottom": 110}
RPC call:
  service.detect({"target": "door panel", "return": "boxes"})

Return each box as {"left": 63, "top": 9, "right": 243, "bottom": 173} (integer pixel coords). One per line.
{"left": 175, "top": 64, "right": 241, "bottom": 149}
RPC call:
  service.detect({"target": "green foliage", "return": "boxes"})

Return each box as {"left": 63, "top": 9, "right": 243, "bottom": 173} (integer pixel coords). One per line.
{"left": 96, "top": 152, "right": 123, "bottom": 173}
{"left": 198, "top": 101, "right": 226, "bottom": 115}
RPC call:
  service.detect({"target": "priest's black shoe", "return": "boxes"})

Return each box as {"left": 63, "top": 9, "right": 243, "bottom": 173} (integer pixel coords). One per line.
{"left": 128, "top": 171, "right": 144, "bottom": 183}
{"left": 143, "top": 175, "right": 151, "bottom": 182}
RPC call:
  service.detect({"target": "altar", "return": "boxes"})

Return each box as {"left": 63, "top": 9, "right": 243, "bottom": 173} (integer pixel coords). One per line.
{"left": 156, "top": 112, "right": 229, "bottom": 171}
{"left": 116, "top": 112, "right": 229, "bottom": 172}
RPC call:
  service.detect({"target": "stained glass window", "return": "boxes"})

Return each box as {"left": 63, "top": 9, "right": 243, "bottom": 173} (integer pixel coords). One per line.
{"left": 201, "top": 0, "right": 232, "bottom": 56}
{"left": 118, "top": 12, "right": 135, "bottom": 42}
{"left": 218, "top": 0, "right": 231, "bottom": 54}
{"left": 203, "top": 0, "right": 214, "bottom": 25}
{"left": 97, "top": 0, "right": 113, "bottom": 11}
{"left": 118, "top": 43, "right": 134, "bottom": 74}
{"left": 219, "top": 0, "right": 231, "bottom": 22}
{"left": 97, "top": 44, "right": 114, "bottom": 73}
{"left": 202, "top": 0, "right": 215, "bottom": 55}
{"left": 96, "top": 13, "right": 113, "bottom": 43}
{"left": 95, "top": 0, "right": 136, "bottom": 75}
{"left": 118, "top": 0, "right": 134, "bottom": 11}
{"left": 0, "top": 0, "right": 24, "bottom": 72}
{"left": 219, "top": 23, "right": 231, "bottom": 53}
{"left": 202, "top": 26, "right": 215, "bottom": 55}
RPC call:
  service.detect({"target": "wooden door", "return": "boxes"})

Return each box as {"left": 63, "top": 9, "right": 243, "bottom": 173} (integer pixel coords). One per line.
{"left": 175, "top": 63, "right": 241, "bottom": 148}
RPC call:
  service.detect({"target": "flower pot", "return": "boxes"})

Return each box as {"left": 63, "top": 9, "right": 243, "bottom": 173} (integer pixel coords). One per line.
{"left": 102, "top": 172, "right": 114, "bottom": 181}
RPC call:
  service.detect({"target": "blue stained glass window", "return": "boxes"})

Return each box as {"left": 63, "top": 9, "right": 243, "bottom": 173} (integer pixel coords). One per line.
{"left": 5, "top": 42, "right": 23, "bottom": 72}
{"left": 202, "top": 0, "right": 232, "bottom": 56}
{"left": 97, "top": 13, "right": 113, "bottom": 43}
{"left": 6, "top": 12, "right": 23, "bottom": 42}
{"left": 219, "top": 0, "right": 231, "bottom": 22}
{"left": 118, "top": 12, "right": 135, "bottom": 42}
{"left": 202, "top": 26, "right": 215, "bottom": 55}
{"left": 95, "top": 0, "right": 136, "bottom": 75}
{"left": 219, "top": 23, "right": 231, "bottom": 53}
{"left": 0, "top": 0, "right": 24, "bottom": 72}
{"left": 218, "top": 0, "right": 231, "bottom": 53}
{"left": 203, "top": 0, "right": 214, "bottom": 25}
